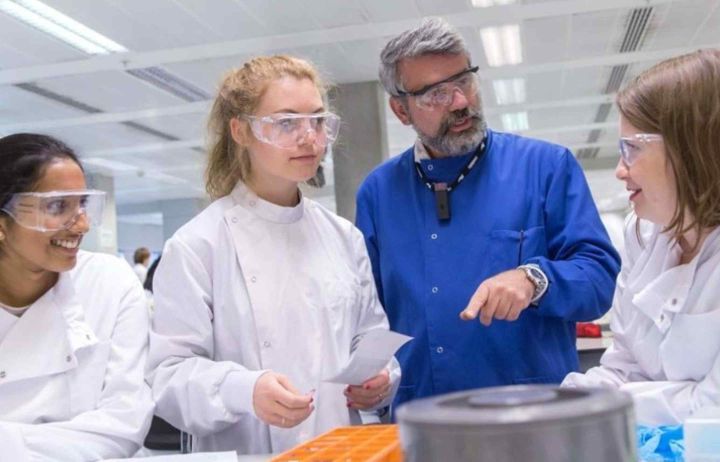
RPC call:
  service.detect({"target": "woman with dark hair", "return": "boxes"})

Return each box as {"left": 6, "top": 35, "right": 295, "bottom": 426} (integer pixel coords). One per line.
{"left": 563, "top": 49, "right": 720, "bottom": 425}
{"left": 0, "top": 133, "right": 153, "bottom": 460}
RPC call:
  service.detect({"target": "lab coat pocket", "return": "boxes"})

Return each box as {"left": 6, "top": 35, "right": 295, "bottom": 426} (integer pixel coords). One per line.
{"left": 488, "top": 226, "right": 548, "bottom": 271}
{"left": 318, "top": 277, "right": 357, "bottom": 334}
{"left": 662, "top": 308, "right": 720, "bottom": 381}
{"left": 68, "top": 340, "right": 112, "bottom": 415}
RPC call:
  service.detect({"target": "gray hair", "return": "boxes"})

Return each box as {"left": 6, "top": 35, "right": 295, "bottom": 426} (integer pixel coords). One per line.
{"left": 379, "top": 17, "right": 471, "bottom": 96}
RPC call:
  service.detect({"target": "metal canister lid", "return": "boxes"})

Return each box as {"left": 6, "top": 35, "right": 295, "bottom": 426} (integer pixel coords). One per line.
{"left": 397, "top": 385, "right": 633, "bottom": 427}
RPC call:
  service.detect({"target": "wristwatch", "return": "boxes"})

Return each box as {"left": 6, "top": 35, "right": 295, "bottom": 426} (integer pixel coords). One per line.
{"left": 518, "top": 263, "right": 549, "bottom": 305}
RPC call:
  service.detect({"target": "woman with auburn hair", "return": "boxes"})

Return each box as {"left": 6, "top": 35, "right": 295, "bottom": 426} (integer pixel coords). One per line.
{"left": 0, "top": 134, "right": 153, "bottom": 460}
{"left": 146, "top": 55, "right": 400, "bottom": 454}
{"left": 563, "top": 49, "right": 720, "bottom": 425}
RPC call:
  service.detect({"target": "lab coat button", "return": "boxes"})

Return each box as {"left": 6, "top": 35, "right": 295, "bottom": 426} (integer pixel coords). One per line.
{"left": 251, "top": 276, "right": 257, "bottom": 283}
{"left": 431, "top": 287, "right": 439, "bottom": 294}
{"left": 431, "top": 233, "right": 438, "bottom": 240}
{"left": 0, "top": 371, "right": 5, "bottom": 379}
{"left": 263, "top": 341, "right": 271, "bottom": 348}
{"left": 231, "top": 217, "right": 238, "bottom": 224}
{"left": 436, "top": 347, "right": 444, "bottom": 354}
{"left": 671, "top": 298, "right": 678, "bottom": 305}
{"left": 660, "top": 313, "right": 665, "bottom": 322}
{"left": 66, "top": 355, "right": 72, "bottom": 362}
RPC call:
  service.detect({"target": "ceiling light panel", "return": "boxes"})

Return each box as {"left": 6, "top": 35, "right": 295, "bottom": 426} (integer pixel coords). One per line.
{"left": 480, "top": 24, "right": 523, "bottom": 67}
{"left": 471, "top": 0, "right": 516, "bottom": 8}
{"left": 0, "top": 0, "right": 126, "bottom": 54}
{"left": 501, "top": 112, "right": 529, "bottom": 131}
{"left": 492, "top": 78, "right": 526, "bottom": 105}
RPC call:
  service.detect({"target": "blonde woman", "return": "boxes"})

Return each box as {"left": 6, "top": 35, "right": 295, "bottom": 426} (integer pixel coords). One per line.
{"left": 563, "top": 49, "right": 720, "bottom": 425}
{"left": 146, "top": 56, "right": 400, "bottom": 454}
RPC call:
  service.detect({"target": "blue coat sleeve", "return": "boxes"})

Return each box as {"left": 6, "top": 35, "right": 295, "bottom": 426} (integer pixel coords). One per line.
{"left": 355, "top": 179, "right": 385, "bottom": 306}
{"left": 526, "top": 150, "right": 621, "bottom": 321}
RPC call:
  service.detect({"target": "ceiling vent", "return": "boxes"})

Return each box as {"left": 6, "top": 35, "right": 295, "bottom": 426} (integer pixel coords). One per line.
{"left": 576, "top": 7, "right": 653, "bottom": 159}
{"left": 14, "top": 82, "right": 179, "bottom": 141}
{"left": 127, "top": 66, "right": 210, "bottom": 102}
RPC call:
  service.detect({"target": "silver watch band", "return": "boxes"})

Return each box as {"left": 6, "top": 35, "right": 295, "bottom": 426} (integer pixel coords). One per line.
{"left": 518, "top": 263, "right": 549, "bottom": 304}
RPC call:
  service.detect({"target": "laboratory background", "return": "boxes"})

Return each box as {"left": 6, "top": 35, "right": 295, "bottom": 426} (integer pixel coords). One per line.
{"left": 1, "top": 0, "right": 719, "bottom": 461}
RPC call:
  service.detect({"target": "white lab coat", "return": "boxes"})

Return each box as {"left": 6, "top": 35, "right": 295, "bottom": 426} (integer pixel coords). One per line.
{"left": 0, "top": 251, "right": 154, "bottom": 461}
{"left": 147, "top": 183, "right": 400, "bottom": 455}
{"left": 563, "top": 214, "right": 720, "bottom": 425}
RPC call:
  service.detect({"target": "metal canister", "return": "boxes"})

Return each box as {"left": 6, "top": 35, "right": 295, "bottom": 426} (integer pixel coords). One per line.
{"left": 397, "top": 385, "right": 636, "bottom": 462}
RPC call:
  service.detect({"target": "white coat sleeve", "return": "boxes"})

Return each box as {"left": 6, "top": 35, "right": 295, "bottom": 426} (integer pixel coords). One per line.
{"left": 563, "top": 213, "right": 650, "bottom": 388}
{"left": 618, "top": 354, "right": 720, "bottom": 425}
{"left": 350, "top": 228, "right": 401, "bottom": 410}
{"left": 146, "top": 237, "right": 266, "bottom": 437}
{"left": 0, "top": 278, "right": 154, "bottom": 461}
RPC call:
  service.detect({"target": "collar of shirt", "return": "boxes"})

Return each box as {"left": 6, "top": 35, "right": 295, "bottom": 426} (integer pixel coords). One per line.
{"left": 413, "top": 139, "right": 432, "bottom": 162}
{"left": 413, "top": 139, "right": 480, "bottom": 184}
{"left": 0, "top": 301, "right": 30, "bottom": 317}
{"left": 0, "top": 309, "right": 20, "bottom": 344}
{"left": 230, "top": 181, "right": 304, "bottom": 224}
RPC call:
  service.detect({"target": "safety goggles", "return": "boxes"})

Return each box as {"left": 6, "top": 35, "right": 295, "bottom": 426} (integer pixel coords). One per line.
{"left": 1, "top": 190, "right": 106, "bottom": 232}
{"left": 243, "top": 112, "right": 341, "bottom": 149}
{"left": 618, "top": 133, "right": 663, "bottom": 166}
{"left": 397, "top": 66, "right": 480, "bottom": 111}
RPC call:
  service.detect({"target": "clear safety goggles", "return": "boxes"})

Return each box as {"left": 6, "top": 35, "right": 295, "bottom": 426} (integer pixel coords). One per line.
{"left": 619, "top": 133, "right": 663, "bottom": 166}
{"left": 243, "top": 112, "right": 341, "bottom": 149}
{"left": 1, "top": 190, "right": 106, "bottom": 232}
{"left": 398, "top": 66, "right": 480, "bottom": 111}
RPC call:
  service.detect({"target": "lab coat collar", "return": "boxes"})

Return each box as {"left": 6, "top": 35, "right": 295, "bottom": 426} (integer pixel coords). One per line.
{"left": 0, "top": 270, "right": 99, "bottom": 384}
{"left": 230, "top": 181, "right": 304, "bottom": 224}
{"left": 631, "top": 225, "right": 720, "bottom": 327}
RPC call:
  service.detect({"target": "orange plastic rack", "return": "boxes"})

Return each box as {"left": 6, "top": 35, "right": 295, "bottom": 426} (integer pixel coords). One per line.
{"left": 271, "top": 424, "right": 403, "bottom": 462}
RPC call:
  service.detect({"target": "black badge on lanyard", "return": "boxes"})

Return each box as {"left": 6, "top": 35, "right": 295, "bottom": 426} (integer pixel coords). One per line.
{"left": 433, "top": 183, "right": 450, "bottom": 220}
{"left": 414, "top": 136, "right": 487, "bottom": 221}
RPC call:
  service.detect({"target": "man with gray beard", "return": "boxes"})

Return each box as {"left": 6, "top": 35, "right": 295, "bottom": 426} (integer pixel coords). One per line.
{"left": 355, "top": 18, "right": 620, "bottom": 409}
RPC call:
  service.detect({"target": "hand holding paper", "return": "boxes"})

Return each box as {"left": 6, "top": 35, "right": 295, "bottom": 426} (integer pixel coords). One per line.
{"left": 324, "top": 329, "right": 411, "bottom": 385}
{"left": 344, "top": 368, "right": 392, "bottom": 410}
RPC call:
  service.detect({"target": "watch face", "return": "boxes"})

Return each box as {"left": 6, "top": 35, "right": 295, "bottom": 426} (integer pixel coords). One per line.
{"left": 529, "top": 267, "right": 543, "bottom": 280}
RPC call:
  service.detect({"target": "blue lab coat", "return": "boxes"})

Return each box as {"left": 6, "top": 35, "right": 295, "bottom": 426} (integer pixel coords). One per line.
{"left": 355, "top": 129, "right": 621, "bottom": 407}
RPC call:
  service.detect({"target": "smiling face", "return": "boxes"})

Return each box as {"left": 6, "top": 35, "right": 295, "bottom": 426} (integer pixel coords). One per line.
{"left": 615, "top": 115, "right": 678, "bottom": 226}
{"left": 0, "top": 158, "right": 89, "bottom": 275}
{"left": 231, "top": 76, "right": 327, "bottom": 192}
{"left": 389, "top": 53, "right": 485, "bottom": 157}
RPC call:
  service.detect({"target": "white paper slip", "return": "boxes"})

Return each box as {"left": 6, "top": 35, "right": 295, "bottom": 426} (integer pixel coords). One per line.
{"left": 324, "top": 329, "right": 412, "bottom": 385}
{"left": 103, "top": 451, "right": 238, "bottom": 462}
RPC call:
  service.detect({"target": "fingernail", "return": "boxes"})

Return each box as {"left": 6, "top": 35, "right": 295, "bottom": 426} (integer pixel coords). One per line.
{"left": 363, "top": 384, "right": 370, "bottom": 390}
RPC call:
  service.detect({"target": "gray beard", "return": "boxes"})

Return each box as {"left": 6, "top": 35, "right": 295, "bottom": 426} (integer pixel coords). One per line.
{"left": 414, "top": 107, "right": 487, "bottom": 157}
